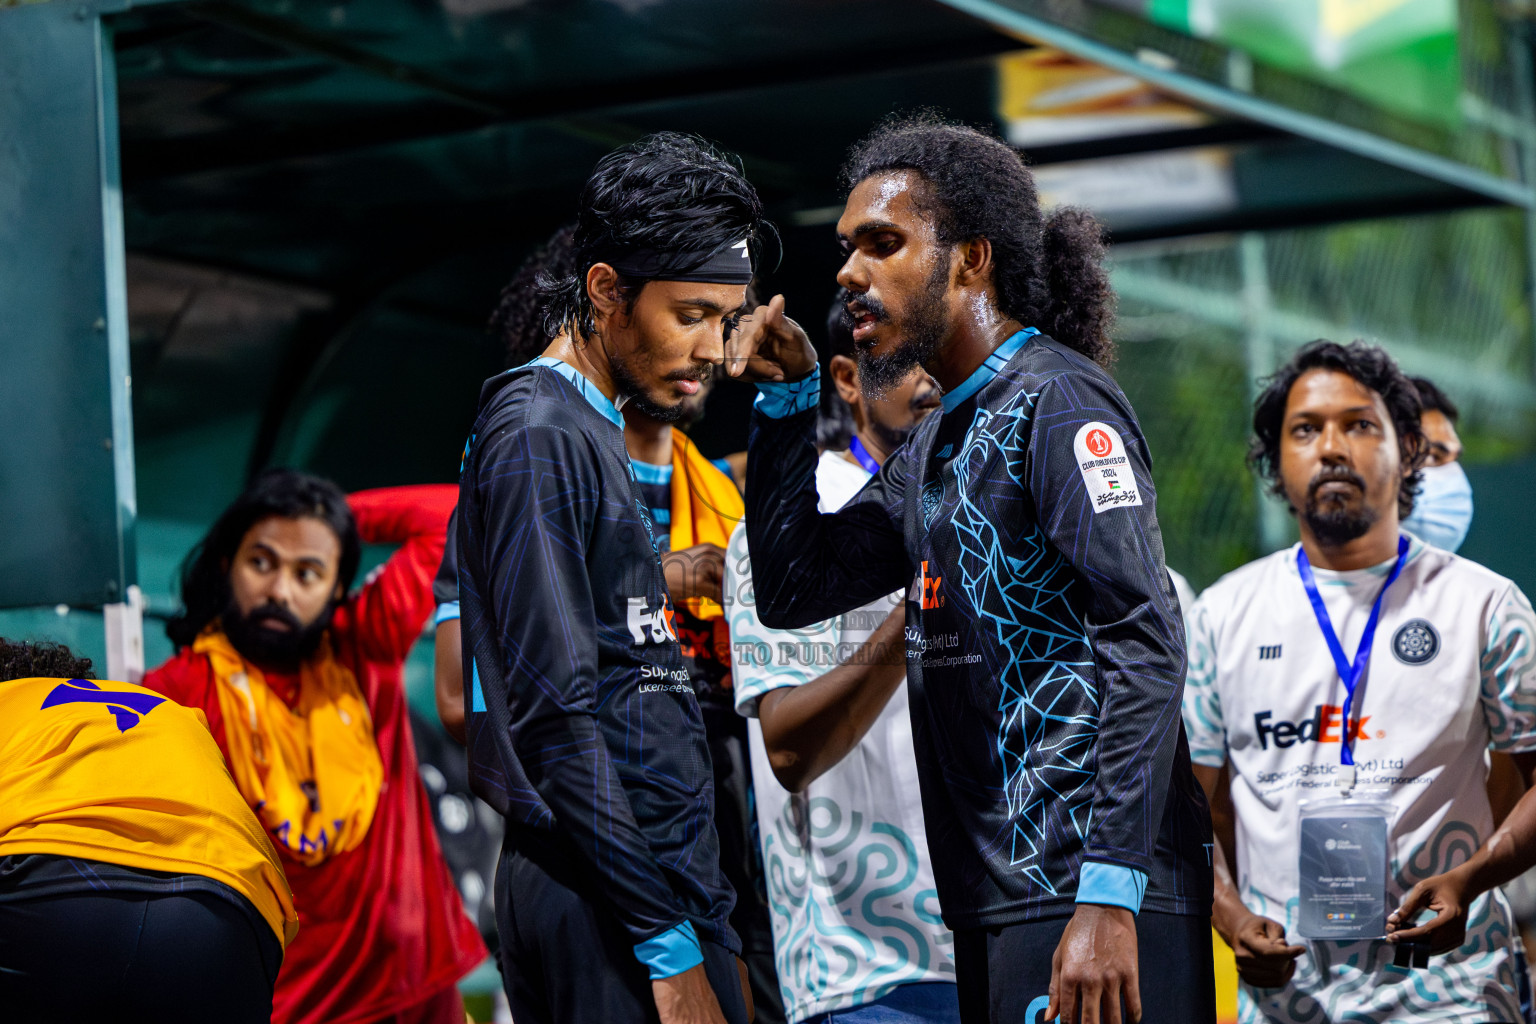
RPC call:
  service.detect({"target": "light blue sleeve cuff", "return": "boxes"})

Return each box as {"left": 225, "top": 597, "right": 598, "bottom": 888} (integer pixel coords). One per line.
{"left": 435, "top": 601, "right": 461, "bottom": 625}
{"left": 634, "top": 921, "right": 703, "bottom": 979}
{"left": 1076, "top": 862, "right": 1148, "bottom": 915}
{"left": 753, "top": 365, "right": 820, "bottom": 418}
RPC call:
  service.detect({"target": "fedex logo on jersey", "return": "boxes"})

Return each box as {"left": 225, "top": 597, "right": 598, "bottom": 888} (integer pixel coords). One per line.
{"left": 1073, "top": 421, "right": 1143, "bottom": 514}
{"left": 627, "top": 594, "right": 677, "bottom": 645}
{"left": 1254, "top": 704, "right": 1380, "bottom": 750}
{"left": 920, "top": 560, "right": 944, "bottom": 609}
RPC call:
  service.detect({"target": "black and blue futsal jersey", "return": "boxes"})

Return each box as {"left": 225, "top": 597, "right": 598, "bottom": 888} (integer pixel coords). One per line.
{"left": 630, "top": 461, "right": 675, "bottom": 548}
{"left": 456, "top": 357, "right": 738, "bottom": 973}
{"left": 628, "top": 456, "right": 736, "bottom": 553}
{"left": 745, "top": 331, "right": 1212, "bottom": 930}
{"left": 629, "top": 459, "right": 737, "bottom": 718}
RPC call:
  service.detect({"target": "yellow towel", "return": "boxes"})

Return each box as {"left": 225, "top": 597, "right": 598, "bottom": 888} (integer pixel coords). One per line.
{"left": 197, "top": 627, "right": 383, "bottom": 867}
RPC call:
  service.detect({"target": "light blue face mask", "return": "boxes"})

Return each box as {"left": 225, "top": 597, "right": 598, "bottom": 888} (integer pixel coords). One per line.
{"left": 1402, "top": 461, "right": 1474, "bottom": 553}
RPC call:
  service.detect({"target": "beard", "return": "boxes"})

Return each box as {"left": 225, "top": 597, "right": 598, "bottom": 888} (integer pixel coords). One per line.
{"left": 867, "top": 377, "right": 941, "bottom": 453}
{"left": 1300, "top": 466, "right": 1379, "bottom": 546}
{"left": 855, "top": 260, "right": 950, "bottom": 400}
{"left": 868, "top": 417, "right": 914, "bottom": 455}
{"left": 222, "top": 598, "right": 333, "bottom": 670}
{"left": 610, "top": 351, "right": 712, "bottom": 424}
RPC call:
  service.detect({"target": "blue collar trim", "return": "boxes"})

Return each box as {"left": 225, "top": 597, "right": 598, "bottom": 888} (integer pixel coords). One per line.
{"left": 527, "top": 356, "right": 624, "bottom": 429}
{"left": 630, "top": 459, "right": 673, "bottom": 485}
{"left": 940, "top": 329, "right": 1039, "bottom": 414}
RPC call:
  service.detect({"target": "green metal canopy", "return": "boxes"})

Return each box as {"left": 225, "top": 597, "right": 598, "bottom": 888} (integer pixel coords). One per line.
{"left": 4, "top": 0, "right": 1535, "bottom": 665}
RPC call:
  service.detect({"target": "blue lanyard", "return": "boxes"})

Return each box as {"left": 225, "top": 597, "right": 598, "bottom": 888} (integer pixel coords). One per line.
{"left": 848, "top": 436, "right": 881, "bottom": 476}
{"left": 1295, "top": 535, "right": 1409, "bottom": 766}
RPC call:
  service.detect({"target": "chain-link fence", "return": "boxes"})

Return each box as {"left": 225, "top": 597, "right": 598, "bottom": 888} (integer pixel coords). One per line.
{"left": 1111, "top": 206, "right": 1536, "bottom": 589}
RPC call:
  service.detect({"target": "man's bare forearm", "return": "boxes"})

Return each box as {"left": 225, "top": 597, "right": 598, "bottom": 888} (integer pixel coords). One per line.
{"left": 756, "top": 610, "right": 905, "bottom": 792}
{"left": 1208, "top": 832, "right": 1253, "bottom": 943}
{"left": 1192, "top": 761, "right": 1250, "bottom": 942}
{"left": 1459, "top": 753, "right": 1536, "bottom": 898}
{"left": 434, "top": 619, "right": 466, "bottom": 744}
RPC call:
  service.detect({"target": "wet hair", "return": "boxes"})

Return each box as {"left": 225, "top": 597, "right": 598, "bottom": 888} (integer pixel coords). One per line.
{"left": 842, "top": 113, "right": 1115, "bottom": 366}
{"left": 818, "top": 288, "right": 857, "bottom": 451}
{"left": 1249, "top": 340, "right": 1426, "bottom": 520}
{"left": 1409, "top": 375, "right": 1459, "bottom": 424}
{"left": 539, "top": 132, "right": 774, "bottom": 341}
{"left": 0, "top": 638, "right": 94, "bottom": 681}
{"left": 489, "top": 225, "right": 578, "bottom": 369}
{"left": 166, "top": 468, "right": 362, "bottom": 649}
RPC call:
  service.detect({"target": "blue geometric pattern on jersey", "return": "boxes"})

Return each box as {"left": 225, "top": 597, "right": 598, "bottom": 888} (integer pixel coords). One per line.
{"left": 743, "top": 332, "right": 1213, "bottom": 926}
{"left": 949, "top": 389, "right": 1096, "bottom": 895}
{"left": 40, "top": 679, "right": 165, "bottom": 733}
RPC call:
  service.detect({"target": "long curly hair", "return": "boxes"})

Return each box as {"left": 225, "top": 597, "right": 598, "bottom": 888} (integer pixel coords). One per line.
{"left": 538, "top": 132, "right": 775, "bottom": 342}
{"left": 1249, "top": 340, "right": 1426, "bottom": 520}
{"left": 488, "top": 225, "right": 578, "bottom": 369}
{"left": 842, "top": 114, "right": 1116, "bottom": 367}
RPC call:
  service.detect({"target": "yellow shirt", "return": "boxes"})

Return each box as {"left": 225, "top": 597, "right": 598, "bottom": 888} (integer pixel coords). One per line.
{"left": 0, "top": 677, "right": 298, "bottom": 946}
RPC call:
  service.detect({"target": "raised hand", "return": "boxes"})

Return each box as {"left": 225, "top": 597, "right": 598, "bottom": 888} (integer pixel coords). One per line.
{"left": 723, "top": 294, "right": 817, "bottom": 384}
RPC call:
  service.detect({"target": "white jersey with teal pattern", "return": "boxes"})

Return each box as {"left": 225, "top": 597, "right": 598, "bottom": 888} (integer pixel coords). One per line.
{"left": 725, "top": 450, "right": 955, "bottom": 1024}
{"left": 1183, "top": 535, "right": 1536, "bottom": 1023}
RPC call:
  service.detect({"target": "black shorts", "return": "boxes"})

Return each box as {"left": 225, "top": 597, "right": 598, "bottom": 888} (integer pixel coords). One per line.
{"left": 495, "top": 844, "right": 750, "bottom": 1024}
{"left": 953, "top": 910, "right": 1215, "bottom": 1024}
{"left": 705, "top": 715, "right": 784, "bottom": 1024}
{"left": 0, "top": 857, "right": 282, "bottom": 1024}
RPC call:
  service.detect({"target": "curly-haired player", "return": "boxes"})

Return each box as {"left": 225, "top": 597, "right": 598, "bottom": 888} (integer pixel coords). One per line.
{"left": 0, "top": 639, "right": 297, "bottom": 1024}
{"left": 727, "top": 115, "right": 1215, "bottom": 1023}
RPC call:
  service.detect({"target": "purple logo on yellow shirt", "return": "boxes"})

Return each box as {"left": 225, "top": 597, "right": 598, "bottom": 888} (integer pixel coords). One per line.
{"left": 40, "top": 679, "right": 165, "bottom": 733}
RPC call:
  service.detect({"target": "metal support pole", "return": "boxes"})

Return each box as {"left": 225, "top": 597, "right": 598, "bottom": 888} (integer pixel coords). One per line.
{"left": 0, "top": 3, "right": 138, "bottom": 612}
{"left": 1507, "top": 21, "right": 1536, "bottom": 382}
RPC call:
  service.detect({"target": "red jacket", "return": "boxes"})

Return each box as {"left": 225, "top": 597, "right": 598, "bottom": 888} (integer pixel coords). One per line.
{"left": 145, "top": 485, "right": 486, "bottom": 1024}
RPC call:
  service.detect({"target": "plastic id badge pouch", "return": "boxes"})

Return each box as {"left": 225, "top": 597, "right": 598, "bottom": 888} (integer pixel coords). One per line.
{"left": 1296, "top": 791, "right": 1392, "bottom": 940}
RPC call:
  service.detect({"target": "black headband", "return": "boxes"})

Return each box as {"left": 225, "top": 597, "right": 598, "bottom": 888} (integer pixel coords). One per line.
{"left": 607, "top": 238, "right": 754, "bottom": 285}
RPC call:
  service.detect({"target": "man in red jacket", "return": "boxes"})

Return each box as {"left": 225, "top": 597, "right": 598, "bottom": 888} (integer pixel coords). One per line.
{"left": 144, "top": 468, "right": 485, "bottom": 1024}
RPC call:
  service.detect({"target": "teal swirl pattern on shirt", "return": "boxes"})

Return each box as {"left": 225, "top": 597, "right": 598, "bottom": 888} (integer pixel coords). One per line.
{"left": 762, "top": 796, "right": 954, "bottom": 1017}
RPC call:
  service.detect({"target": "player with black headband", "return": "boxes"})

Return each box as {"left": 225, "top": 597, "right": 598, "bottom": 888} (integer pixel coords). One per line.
{"left": 456, "top": 132, "right": 768, "bottom": 1024}
{"left": 726, "top": 116, "right": 1215, "bottom": 1023}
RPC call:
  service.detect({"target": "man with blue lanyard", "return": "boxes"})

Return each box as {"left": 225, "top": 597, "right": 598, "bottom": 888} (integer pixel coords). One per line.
{"left": 1182, "top": 340, "right": 1536, "bottom": 1023}
{"left": 726, "top": 116, "right": 1215, "bottom": 1023}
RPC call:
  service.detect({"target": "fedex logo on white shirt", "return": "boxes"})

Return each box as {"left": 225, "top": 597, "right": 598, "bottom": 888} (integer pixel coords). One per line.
{"left": 1254, "top": 704, "right": 1382, "bottom": 750}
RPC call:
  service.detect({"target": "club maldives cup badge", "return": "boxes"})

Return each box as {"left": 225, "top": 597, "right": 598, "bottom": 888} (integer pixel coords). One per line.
{"left": 1074, "top": 422, "right": 1142, "bottom": 513}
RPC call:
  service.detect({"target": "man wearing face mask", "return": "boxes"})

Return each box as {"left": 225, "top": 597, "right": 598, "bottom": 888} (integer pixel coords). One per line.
{"left": 144, "top": 469, "right": 486, "bottom": 1024}
{"left": 1401, "top": 376, "right": 1473, "bottom": 553}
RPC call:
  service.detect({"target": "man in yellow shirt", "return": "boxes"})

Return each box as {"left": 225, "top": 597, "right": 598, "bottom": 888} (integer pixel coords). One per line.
{"left": 0, "top": 637, "right": 296, "bottom": 1024}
